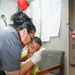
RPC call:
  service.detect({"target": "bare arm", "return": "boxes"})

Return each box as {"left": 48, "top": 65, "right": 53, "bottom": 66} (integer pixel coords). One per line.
{"left": 26, "top": 67, "right": 33, "bottom": 75}
{"left": 20, "top": 53, "right": 32, "bottom": 62}
{"left": 6, "top": 60, "right": 34, "bottom": 75}
{"left": 20, "top": 54, "right": 29, "bottom": 62}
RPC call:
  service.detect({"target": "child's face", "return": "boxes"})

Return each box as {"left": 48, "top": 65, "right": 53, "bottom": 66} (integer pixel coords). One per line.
{"left": 28, "top": 40, "right": 41, "bottom": 54}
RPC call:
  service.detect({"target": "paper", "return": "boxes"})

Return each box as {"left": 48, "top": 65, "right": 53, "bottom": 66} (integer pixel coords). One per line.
{"left": 49, "top": 0, "right": 61, "bottom": 37}
{"left": 41, "top": 23, "right": 50, "bottom": 42}
{"left": 30, "top": 0, "right": 61, "bottom": 41}
{"left": 50, "top": 18, "right": 61, "bottom": 36}
{"left": 41, "top": 0, "right": 61, "bottom": 40}
{"left": 41, "top": 0, "right": 51, "bottom": 41}
{"left": 32, "top": 8, "right": 41, "bottom": 37}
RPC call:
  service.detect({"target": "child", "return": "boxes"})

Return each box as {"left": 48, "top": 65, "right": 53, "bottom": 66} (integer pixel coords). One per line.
{"left": 20, "top": 36, "right": 42, "bottom": 75}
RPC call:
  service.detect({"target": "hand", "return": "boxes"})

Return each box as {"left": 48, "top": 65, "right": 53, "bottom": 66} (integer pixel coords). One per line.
{"left": 30, "top": 47, "right": 46, "bottom": 64}
{"left": 71, "top": 31, "right": 75, "bottom": 39}
{"left": 30, "top": 51, "right": 42, "bottom": 64}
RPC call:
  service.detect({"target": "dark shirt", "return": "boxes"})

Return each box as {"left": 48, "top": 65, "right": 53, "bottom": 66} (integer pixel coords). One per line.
{"left": 0, "top": 26, "right": 22, "bottom": 71}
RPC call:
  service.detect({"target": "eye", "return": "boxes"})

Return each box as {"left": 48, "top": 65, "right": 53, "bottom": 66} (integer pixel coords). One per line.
{"left": 35, "top": 49, "right": 39, "bottom": 52}
{"left": 30, "top": 46, "right": 34, "bottom": 49}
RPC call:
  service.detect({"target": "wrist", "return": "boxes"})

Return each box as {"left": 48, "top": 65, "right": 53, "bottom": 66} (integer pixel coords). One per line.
{"left": 30, "top": 59, "right": 36, "bottom": 64}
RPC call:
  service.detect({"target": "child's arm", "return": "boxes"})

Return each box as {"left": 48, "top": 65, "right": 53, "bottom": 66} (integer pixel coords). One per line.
{"left": 21, "top": 58, "right": 34, "bottom": 75}
{"left": 26, "top": 67, "right": 33, "bottom": 75}
{"left": 20, "top": 53, "right": 32, "bottom": 62}
{"left": 20, "top": 54, "right": 29, "bottom": 62}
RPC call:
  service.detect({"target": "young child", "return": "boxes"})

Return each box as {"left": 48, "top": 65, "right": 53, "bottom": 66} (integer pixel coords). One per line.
{"left": 20, "top": 36, "right": 42, "bottom": 75}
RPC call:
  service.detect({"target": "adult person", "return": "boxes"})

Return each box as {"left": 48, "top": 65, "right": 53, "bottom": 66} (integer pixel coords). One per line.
{"left": 0, "top": 11, "right": 42, "bottom": 75}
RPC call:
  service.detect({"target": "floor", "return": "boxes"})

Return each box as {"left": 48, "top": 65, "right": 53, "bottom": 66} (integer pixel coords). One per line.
{"left": 69, "top": 65, "right": 75, "bottom": 75}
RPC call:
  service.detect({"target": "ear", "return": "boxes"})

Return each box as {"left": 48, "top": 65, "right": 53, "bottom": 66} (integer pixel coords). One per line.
{"left": 23, "top": 28, "right": 28, "bottom": 34}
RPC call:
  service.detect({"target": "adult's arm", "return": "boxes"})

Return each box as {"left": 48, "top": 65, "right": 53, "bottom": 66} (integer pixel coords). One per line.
{"left": 6, "top": 60, "right": 34, "bottom": 75}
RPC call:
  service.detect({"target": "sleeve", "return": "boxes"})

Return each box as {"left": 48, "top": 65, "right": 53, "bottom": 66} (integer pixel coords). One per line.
{"left": 1, "top": 45, "right": 21, "bottom": 71}
{"left": 21, "top": 50, "right": 28, "bottom": 57}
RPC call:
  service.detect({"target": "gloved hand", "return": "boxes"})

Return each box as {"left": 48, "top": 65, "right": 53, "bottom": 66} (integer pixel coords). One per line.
{"left": 30, "top": 51, "right": 42, "bottom": 64}
{"left": 30, "top": 47, "right": 46, "bottom": 64}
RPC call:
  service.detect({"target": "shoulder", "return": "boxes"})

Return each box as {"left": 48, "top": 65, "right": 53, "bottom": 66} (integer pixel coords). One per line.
{"left": 0, "top": 26, "right": 21, "bottom": 47}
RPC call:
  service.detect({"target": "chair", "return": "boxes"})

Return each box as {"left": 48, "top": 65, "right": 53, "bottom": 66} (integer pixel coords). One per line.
{"left": 36, "top": 50, "right": 65, "bottom": 75}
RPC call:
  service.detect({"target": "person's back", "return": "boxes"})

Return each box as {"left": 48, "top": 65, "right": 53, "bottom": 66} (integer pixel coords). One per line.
{"left": 0, "top": 26, "right": 21, "bottom": 71}
{"left": 0, "top": 26, "right": 21, "bottom": 46}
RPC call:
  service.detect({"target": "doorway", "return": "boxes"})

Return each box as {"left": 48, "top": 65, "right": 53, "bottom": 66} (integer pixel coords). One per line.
{"left": 69, "top": 0, "right": 75, "bottom": 75}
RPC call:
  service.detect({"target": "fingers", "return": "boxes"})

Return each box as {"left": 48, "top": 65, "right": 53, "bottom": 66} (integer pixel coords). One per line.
{"left": 72, "top": 31, "right": 75, "bottom": 33}
{"left": 71, "top": 35, "right": 75, "bottom": 39}
{"left": 37, "top": 47, "right": 46, "bottom": 53}
{"left": 70, "top": 31, "right": 75, "bottom": 40}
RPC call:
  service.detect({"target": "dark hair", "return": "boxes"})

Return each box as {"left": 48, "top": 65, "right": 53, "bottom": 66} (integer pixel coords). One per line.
{"left": 32, "top": 36, "right": 42, "bottom": 46}
{"left": 11, "top": 11, "right": 36, "bottom": 33}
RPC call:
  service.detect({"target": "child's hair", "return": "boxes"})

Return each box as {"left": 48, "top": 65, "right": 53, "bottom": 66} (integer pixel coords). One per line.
{"left": 11, "top": 11, "right": 36, "bottom": 34}
{"left": 32, "top": 36, "right": 42, "bottom": 46}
